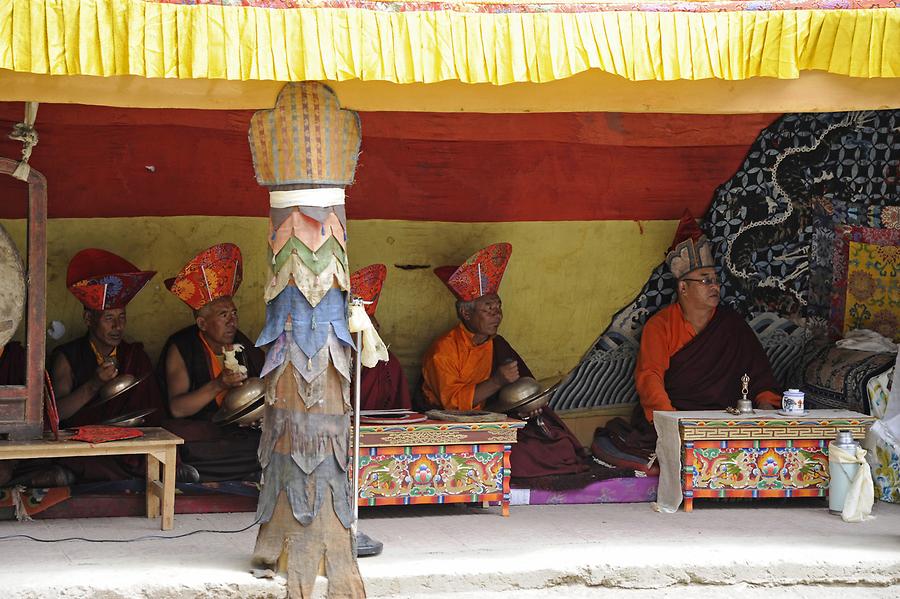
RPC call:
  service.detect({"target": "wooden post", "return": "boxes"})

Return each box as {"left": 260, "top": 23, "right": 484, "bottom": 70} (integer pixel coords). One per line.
{"left": 248, "top": 83, "right": 365, "bottom": 598}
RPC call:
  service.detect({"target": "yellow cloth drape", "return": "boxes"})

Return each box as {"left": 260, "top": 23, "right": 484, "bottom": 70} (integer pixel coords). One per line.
{"left": 1, "top": 2, "right": 897, "bottom": 83}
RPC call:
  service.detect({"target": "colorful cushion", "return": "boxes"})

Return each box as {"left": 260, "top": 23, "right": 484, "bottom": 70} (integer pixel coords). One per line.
{"left": 871, "top": 435, "right": 900, "bottom": 504}
{"left": 802, "top": 345, "right": 895, "bottom": 413}
{"left": 842, "top": 241, "right": 899, "bottom": 341}
{"left": 867, "top": 368, "right": 893, "bottom": 420}
{"left": 808, "top": 199, "right": 897, "bottom": 333}
{"left": 829, "top": 226, "right": 900, "bottom": 340}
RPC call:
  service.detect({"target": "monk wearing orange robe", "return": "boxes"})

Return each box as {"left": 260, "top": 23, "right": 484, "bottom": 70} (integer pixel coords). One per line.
{"left": 421, "top": 243, "right": 590, "bottom": 480}
{"left": 635, "top": 227, "right": 780, "bottom": 425}
{"left": 351, "top": 264, "right": 411, "bottom": 411}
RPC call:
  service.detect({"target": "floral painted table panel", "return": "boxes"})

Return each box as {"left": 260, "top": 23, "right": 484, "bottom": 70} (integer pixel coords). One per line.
{"left": 357, "top": 419, "right": 526, "bottom": 516}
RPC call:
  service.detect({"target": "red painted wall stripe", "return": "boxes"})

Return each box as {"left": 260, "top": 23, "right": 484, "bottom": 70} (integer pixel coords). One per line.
{"left": 0, "top": 103, "right": 775, "bottom": 222}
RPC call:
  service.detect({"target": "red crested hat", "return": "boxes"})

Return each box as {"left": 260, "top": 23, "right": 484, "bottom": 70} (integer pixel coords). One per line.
{"left": 165, "top": 243, "right": 243, "bottom": 311}
{"left": 434, "top": 243, "right": 512, "bottom": 302}
{"left": 350, "top": 264, "right": 387, "bottom": 317}
{"left": 66, "top": 249, "right": 155, "bottom": 311}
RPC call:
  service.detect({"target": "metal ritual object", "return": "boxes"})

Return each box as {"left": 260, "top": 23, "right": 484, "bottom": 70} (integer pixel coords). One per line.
{"left": 736, "top": 373, "right": 753, "bottom": 414}
{"left": 93, "top": 372, "right": 149, "bottom": 407}
{"left": 213, "top": 377, "right": 266, "bottom": 424}
{"left": 218, "top": 398, "right": 265, "bottom": 427}
{"left": 102, "top": 407, "right": 156, "bottom": 427}
{"left": 489, "top": 376, "right": 558, "bottom": 438}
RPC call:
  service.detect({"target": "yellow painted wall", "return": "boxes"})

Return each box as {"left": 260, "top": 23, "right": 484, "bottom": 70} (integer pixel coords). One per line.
{"left": 0, "top": 217, "right": 676, "bottom": 386}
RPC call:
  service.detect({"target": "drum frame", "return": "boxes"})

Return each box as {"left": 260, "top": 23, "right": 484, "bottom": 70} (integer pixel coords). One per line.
{"left": 0, "top": 158, "right": 47, "bottom": 441}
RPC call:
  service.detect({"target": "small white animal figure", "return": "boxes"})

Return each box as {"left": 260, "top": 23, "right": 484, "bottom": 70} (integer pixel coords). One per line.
{"left": 223, "top": 344, "right": 248, "bottom": 376}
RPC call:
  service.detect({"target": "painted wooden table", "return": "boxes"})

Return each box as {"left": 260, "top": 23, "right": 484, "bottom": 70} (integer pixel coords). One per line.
{"left": 356, "top": 418, "right": 526, "bottom": 516}
{"left": 654, "top": 410, "right": 875, "bottom": 512}
{"left": 0, "top": 427, "right": 183, "bottom": 529}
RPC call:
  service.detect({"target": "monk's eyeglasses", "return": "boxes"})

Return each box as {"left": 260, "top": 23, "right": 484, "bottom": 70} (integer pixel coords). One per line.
{"left": 682, "top": 276, "right": 721, "bottom": 287}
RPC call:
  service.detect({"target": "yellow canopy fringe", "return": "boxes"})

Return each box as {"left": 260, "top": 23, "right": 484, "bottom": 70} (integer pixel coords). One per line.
{"left": 1, "top": 1, "right": 897, "bottom": 84}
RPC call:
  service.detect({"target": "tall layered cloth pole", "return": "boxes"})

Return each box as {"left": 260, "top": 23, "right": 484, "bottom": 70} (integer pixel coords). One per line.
{"left": 248, "top": 83, "right": 366, "bottom": 599}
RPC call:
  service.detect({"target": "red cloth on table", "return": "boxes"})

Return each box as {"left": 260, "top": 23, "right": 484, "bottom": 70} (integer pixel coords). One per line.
{"left": 71, "top": 425, "right": 143, "bottom": 443}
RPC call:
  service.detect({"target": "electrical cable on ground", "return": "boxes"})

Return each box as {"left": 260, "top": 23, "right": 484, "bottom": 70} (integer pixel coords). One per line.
{"left": 0, "top": 515, "right": 263, "bottom": 543}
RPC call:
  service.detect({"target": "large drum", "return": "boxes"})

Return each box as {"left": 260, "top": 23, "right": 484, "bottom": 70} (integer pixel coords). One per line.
{"left": 0, "top": 224, "right": 26, "bottom": 349}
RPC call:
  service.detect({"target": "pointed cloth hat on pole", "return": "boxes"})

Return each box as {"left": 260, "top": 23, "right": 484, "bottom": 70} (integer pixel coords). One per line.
{"left": 350, "top": 264, "right": 387, "bottom": 317}
{"left": 165, "top": 243, "right": 243, "bottom": 311}
{"left": 66, "top": 249, "right": 155, "bottom": 311}
{"left": 434, "top": 243, "right": 512, "bottom": 302}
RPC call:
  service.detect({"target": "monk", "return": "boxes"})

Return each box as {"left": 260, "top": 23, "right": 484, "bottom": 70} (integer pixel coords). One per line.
{"left": 46, "top": 249, "right": 166, "bottom": 482}
{"left": 159, "top": 243, "right": 264, "bottom": 482}
{"left": 351, "top": 264, "right": 411, "bottom": 411}
{"left": 635, "top": 228, "right": 780, "bottom": 425}
{"left": 421, "top": 243, "right": 592, "bottom": 481}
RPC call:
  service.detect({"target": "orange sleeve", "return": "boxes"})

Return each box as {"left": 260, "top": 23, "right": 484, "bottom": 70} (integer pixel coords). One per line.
{"left": 635, "top": 314, "right": 676, "bottom": 423}
{"left": 755, "top": 390, "right": 781, "bottom": 408}
{"left": 422, "top": 350, "right": 478, "bottom": 411}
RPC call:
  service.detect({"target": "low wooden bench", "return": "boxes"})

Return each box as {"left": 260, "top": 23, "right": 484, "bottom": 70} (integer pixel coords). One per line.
{"left": 0, "top": 427, "right": 183, "bottom": 529}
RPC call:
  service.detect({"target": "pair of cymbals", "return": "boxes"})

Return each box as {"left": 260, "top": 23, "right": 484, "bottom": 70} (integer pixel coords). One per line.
{"left": 88, "top": 372, "right": 150, "bottom": 408}
{"left": 213, "top": 378, "right": 267, "bottom": 426}
{"left": 214, "top": 398, "right": 265, "bottom": 427}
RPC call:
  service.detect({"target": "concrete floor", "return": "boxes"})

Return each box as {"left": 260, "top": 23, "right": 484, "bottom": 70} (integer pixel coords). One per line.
{"left": 0, "top": 499, "right": 898, "bottom": 598}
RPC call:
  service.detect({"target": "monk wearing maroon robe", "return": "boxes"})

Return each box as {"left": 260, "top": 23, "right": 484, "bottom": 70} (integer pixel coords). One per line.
{"left": 635, "top": 229, "right": 780, "bottom": 426}
{"left": 360, "top": 352, "right": 411, "bottom": 411}
{"left": 421, "top": 244, "right": 590, "bottom": 480}
{"left": 351, "top": 264, "right": 412, "bottom": 411}
{"left": 47, "top": 249, "right": 164, "bottom": 482}
{"left": 159, "top": 243, "right": 264, "bottom": 482}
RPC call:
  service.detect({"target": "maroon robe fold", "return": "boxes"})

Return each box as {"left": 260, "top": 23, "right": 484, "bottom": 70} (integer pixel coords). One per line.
{"left": 491, "top": 336, "right": 589, "bottom": 479}
{"left": 665, "top": 305, "right": 780, "bottom": 412}
{"left": 0, "top": 341, "right": 25, "bottom": 385}
{"left": 360, "top": 351, "right": 412, "bottom": 411}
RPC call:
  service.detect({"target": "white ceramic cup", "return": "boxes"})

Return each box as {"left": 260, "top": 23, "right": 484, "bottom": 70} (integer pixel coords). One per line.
{"left": 782, "top": 389, "right": 805, "bottom": 413}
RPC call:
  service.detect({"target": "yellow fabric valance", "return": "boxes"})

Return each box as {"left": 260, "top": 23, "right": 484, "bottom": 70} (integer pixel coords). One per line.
{"left": 0, "top": 1, "right": 897, "bottom": 84}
